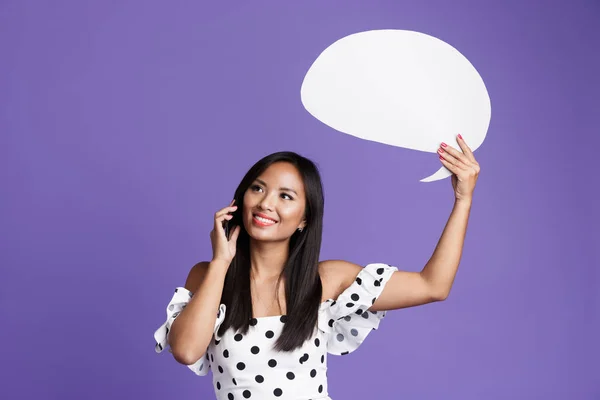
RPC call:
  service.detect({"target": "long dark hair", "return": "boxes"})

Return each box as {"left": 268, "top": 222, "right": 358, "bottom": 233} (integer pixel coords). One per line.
{"left": 217, "top": 151, "right": 325, "bottom": 352}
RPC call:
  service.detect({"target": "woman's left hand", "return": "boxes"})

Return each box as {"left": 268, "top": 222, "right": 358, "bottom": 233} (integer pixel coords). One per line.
{"left": 438, "top": 134, "right": 480, "bottom": 203}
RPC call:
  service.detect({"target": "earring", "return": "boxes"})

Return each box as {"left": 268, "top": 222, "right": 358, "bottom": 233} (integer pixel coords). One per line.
{"left": 298, "top": 227, "right": 304, "bottom": 232}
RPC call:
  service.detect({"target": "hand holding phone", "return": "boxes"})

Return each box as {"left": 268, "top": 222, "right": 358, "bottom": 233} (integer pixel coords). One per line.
{"left": 211, "top": 200, "right": 240, "bottom": 264}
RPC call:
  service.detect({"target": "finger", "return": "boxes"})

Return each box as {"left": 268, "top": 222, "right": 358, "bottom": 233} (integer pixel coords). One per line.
{"left": 438, "top": 147, "right": 468, "bottom": 170}
{"left": 456, "top": 134, "right": 477, "bottom": 163}
{"left": 215, "top": 205, "right": 238, "bottom": 219}
{"left": 214, "top": 213, "right": 234, "bottom": 234}
{"left": 439, "top": 154, "right": 460, "bottom": 173}
{"left": 439, "top": 143, "right": 470, "bottom": 168}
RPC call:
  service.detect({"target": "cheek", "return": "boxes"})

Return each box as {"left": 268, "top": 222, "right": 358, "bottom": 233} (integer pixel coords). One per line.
{"left": 280, "top": 203, "right": 305, "bottom": 223}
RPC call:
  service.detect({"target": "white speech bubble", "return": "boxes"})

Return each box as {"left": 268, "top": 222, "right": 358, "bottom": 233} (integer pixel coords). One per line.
{"left": 300, "top": 29, "right": 491, "bottom": 182}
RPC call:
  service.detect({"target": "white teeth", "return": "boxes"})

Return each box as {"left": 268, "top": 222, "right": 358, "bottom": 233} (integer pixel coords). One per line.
{"left": 255, "top": 215, "right": 276, "bottom": 224}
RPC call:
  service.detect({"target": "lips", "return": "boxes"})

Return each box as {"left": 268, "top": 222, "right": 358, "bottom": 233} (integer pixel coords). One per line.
{"left": 252, "top": 212, "right": 278, "bottom": 226}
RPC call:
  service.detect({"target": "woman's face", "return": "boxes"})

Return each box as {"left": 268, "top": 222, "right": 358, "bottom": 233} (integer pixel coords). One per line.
{"left": 242, "top": 162, "right": 307, "bottom": 242}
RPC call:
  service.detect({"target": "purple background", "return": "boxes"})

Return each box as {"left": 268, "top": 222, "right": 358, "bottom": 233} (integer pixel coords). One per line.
{"left": 1, "top": 0, "right": 598, "bottom": 399}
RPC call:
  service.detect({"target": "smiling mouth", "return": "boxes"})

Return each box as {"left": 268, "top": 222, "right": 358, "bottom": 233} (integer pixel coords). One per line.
{"left": 253, "top": 214, "right": 278, "bottom": 226}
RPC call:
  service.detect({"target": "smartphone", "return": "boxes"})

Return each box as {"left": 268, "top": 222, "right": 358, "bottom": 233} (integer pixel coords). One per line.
{"left": 223, "top": 218, "right": 231, "bottom": 239}
{"left": 223, "top": 211, "right": 236, "bottom": 240}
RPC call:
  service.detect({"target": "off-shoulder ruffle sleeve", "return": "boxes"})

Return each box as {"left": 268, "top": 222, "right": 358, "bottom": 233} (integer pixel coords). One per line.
{"left": 318, "top": 263, "right": 397, "bottom": 356}
{"left": 153, "top": 287, "right": 226, "bottom": 376}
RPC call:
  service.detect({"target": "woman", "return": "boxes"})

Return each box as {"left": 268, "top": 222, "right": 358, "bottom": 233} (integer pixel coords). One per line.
{"left": 154, "top": 134, "right": 480, "bottom": 399}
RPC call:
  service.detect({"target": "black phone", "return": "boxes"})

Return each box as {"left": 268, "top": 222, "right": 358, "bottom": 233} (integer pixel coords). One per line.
{"left": 224, "top": 218, "right": 231, "bottom": 239}
{"left": 223, "top": 211, "right": 236, "bottom": 240}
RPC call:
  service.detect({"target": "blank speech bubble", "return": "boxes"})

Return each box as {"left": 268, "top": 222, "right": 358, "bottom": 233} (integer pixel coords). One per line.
{"left": 300, "top": 29, "right": 491, "bottom": 182}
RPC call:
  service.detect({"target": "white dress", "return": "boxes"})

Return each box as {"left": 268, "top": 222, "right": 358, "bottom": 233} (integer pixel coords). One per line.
{"left": 154, "top": 263, "right": 397, "bottom": 400}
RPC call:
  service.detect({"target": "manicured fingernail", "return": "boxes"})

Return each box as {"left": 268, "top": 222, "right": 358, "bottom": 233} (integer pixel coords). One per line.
{"left": 438, "top": 148, "right": 444, "bottom": 153}
{"left": 439, "top": 155, "right": 445, "bottom": 160}
{"left": 458, "top": 134, "right": 463, "bottom": 139}
{"left": 441, "top": 142, "right": 447, "bottom": 147}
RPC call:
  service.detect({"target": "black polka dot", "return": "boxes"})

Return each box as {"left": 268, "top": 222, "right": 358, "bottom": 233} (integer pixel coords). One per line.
{"left": 249, "top": 318, "right": 258, "bottom": 326}
{"left": 362, "top": 312, "right": 369, "bottom": 319}
{"left": 234, "top": 333, "right": 243, "bottom": 341}
{"left": 346, "top": 302, "right": 354, "bottom": 308}
{"left": 355, "top": 308, "right": 363, "bottom": 315}
{"left": 214, "top": 339, "right": 220, "bottom": 346}
{"left": 274, "top": 388, "right": 283, "bottom": 397}
{"left": 356, "top": 277, "right": 362, "bottom": 285}
{"left": 351, "top": 293, "right": 360, "bottom": 301}
{"left": 228, "top": 394, "right": 234, "bottom": 400}
{"left": 268, "top": 359, "right": 277, "bottom": 367}
{"left": 232, "top": 378, "right": 237, "bottom": 385}
{"left": 243, "top": 390, "right": 251, "bottom": 398}
{"left": 318, "top": 385, "right": 323, "bottom": 393}
{"left": 286, "top": 372, "right": 295, "bottom": 380}
{"left": 299, "top": 353, "right": 309, "bottom": 364}
{"left": 330, "top": 300, "right": 336, "bottom": 306}
{"left": 211, "top": 354, "right": 214, "bottom": 362}
{"left": 255, "top": 375, "right": 264, "bottom": 383}
{"left": 314, "top": 338, "right": 320, "bottom": 347}
{"left": 341, "top": 351, "right": 349, "bottom": 355}
{"left": 280, "top": 315, "right": 288, "bottom": 323}
{"left": 351, "top": 328, "right": 359, "bottom": 336}
{"left": 237, "top": 362, "right": 246, "bottom": 370}
{"left": 218, "top": 365, "right": 224, "bottom": 373}
{"left": 321, "top": 355, "right": 325, "bottom": 363}
{"left": 374, "top": 280, "right": 381, "bottom": 287}
{"left": 344, "top": 315, "right": 351, "bottom": 322}
{"left": 251, "top": 346, "right": 260, "bottom": 354}
{"left": 265, "top": 330, "right": 274, "bottom": 339}
{"left": 372, "top": 297, "right": 376, "bottom": 304}
{"left": 328, "top": 319, "right": 334, "bottom": 327}
{"left": 223, "top": 349, "right": 229, "bottom": 358}
{"left": 377, "top": 267, "right": 384, "bottom": 275}
{"left": 310, "top": 369, "right": 317, "bottom": 378}
{"left": 337, "top": 333, "right": 344, "bottom": 342}
{"left": 216, "top": 382, "right": 221, "bottom": 390}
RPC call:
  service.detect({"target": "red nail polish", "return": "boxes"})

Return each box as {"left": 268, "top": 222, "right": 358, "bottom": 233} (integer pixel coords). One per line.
{"left": 438, "top": 148, "right": 444, "bottom": 153}
{"left": 441, "top": 142, "right": 447, "bottom": 147}
{"left": 458, "top": 134, "right": 463, "bottom": 139}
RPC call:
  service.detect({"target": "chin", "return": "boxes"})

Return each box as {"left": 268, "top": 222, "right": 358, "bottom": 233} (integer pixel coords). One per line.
{"left": 246, "top": 226, "right": 291, "bottom": 243}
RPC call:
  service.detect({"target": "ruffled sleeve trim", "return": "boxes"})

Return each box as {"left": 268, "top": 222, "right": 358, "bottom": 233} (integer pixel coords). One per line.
{"left": 318, "top": 263, "right": 397, "bottom": 355}
{"left": 153, "top": 287, "right": 226, "bottom": 376}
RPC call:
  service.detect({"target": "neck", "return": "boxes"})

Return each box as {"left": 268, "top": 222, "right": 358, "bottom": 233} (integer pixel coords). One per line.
{"left": 249, "top": 238, "right": 290, "bottom": 282}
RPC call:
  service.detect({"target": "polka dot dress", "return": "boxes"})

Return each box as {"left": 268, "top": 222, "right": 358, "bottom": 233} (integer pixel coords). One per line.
{"left": 154, "top": 263, "right": 397, "bottom": 399}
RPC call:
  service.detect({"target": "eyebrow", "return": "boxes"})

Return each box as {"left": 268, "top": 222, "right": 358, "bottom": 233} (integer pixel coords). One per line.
{"left": 255, "top": 179, "right": 298, "bottom": 195}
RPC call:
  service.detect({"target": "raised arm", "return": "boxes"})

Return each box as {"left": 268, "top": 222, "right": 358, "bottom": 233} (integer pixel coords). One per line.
{"left": 325, "top": 134, "right": 480, "bottom": 311}
{"left": 372, "top": 198, "right": 473, "bottom": 310}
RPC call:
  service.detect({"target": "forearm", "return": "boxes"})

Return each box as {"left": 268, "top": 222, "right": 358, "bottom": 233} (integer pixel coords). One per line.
{"left": 420, "top": 199, "right": 472, "bottom": 299}
{"left": 169, "top": 260, "right": 228, "bottom": 364}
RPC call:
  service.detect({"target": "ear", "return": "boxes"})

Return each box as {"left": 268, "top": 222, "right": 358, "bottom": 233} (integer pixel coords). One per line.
{"left": 298, "top": 219, "right": 307, "bottom": 231}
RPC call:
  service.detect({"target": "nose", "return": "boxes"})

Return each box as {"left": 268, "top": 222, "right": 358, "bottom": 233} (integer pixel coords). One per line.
{"left": 257, "top": 193, "right": 275, "bottom": 211}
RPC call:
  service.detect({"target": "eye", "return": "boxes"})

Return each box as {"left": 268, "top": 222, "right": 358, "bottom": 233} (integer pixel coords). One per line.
{"left": 250, "top": 184, "right": 263, "bottom": 192}
{"left": 281, "top": 193, "right": 293, "bottom": 200}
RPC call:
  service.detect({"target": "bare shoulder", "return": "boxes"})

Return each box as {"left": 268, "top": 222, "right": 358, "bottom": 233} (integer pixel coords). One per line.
{"left": 318, "top": 259, "right": 363, "bottom": 301}
{"left": 184, "top": 261, "right": 211, "bottom": 293}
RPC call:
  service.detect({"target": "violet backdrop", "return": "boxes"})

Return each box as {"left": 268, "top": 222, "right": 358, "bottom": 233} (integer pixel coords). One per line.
{"left": 1, "top": 0, "right": 598, "bottom": 399}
